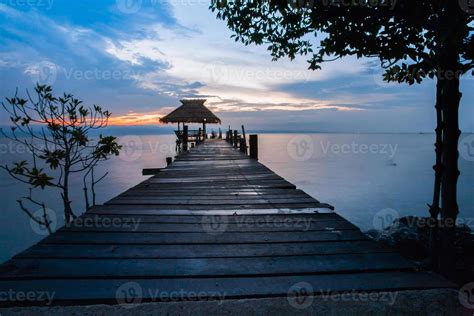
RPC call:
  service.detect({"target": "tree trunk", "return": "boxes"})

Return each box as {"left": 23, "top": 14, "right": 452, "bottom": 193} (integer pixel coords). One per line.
{"left": 428, "top": 78, "right": 444, "bottom": 269}
{"left": 435, "top": 0, "right": 463, "bottom": 277}
{"left": 430, "top": 80, "right": 443, "bottom": 219}
{"left": 438, "top": 71, "right": 461, "bottom": 277}
{"left": 62, "top": 166, "right": 75, "bottom": 223}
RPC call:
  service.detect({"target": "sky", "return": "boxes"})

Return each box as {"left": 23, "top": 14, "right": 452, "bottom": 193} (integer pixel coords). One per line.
{"left": 0, "top": 0, "right": 473, "bottom": 133}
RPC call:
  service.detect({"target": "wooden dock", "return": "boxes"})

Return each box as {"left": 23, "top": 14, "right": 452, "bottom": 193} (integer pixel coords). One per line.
{"left": 0, "top": 139, "right": 453, "bottom": 307}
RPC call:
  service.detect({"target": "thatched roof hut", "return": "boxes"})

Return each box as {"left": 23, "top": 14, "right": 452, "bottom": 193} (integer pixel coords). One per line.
{"left": 160, "top": 99, "right": 221, "bottom": 124}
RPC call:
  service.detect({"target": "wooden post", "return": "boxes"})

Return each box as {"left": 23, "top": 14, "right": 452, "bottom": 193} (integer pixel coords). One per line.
{"left": 183, "top": 125, "right": 188, "bottom": 152}
{"left": 241, "top": 125, "right": 247, "bottom": 153}
{"left": 166, "top": 157, "right": 173, "bottom": 166}
{"left": 249, "top": 135, "right": 258, "bottom": 160}
{"left": 240, "top": 138, "right": 246, "bottom": 153}
{"left": 233, "top": 130, "right": 238, "bottom": 148}
{"left": 198, "top": 127, "right": 202, "bottom": 145}
{"left": 203, "top": 122, "right": 207, "bottom": 140}
{"left": 219, "top": 128, "right": 222, "bottom": 139}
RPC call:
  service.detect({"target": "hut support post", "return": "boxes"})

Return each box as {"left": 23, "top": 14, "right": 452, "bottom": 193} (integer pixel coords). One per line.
{"left": 203, "top": 123, "right": 207, "bottom": 140}
{"left": 219, "top": 128, "right": 222, "bottom": 139}
{"left": 183, "top": 125, "right": 189, "bottom": 152}
{"left": 249, "top": 135, "right": 258, "bottom": 160}
{"left": 198, "top": 128, "right": 202, "bottom": 145}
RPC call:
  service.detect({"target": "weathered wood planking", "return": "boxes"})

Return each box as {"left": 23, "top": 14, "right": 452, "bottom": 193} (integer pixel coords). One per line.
{"left": 0, "top": 139, "right": 453, "bottom": 307}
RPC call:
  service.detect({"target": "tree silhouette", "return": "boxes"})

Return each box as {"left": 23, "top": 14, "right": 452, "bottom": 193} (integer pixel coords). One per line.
{"left": 210, "top": 0, "right": 473, "bottom": 274}
{"left": 1, "top": 84, "right": 121, "bottom": 231}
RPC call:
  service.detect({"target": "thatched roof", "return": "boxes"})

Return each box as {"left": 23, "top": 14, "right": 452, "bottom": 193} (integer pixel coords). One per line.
{"left": 160, "top": 99, "right": 221, "bottom": 124}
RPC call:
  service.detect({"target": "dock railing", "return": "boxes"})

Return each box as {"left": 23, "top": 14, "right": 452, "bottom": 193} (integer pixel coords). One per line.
{"left": 225, "top": 125, "right": 257, "bottom": 160}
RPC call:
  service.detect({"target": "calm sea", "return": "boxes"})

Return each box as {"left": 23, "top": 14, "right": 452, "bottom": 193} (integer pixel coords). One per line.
{"left": 0, "top": 133, "right": 473, "bottom": 263}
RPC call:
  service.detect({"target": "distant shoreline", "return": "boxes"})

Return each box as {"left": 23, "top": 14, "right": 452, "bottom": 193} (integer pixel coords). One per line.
{"left": 1, "top": 125, "right": 473, "bottom": 137}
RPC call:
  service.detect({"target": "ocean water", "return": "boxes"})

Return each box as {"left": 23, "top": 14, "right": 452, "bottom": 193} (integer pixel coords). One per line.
{"left": 0, "top": 133, "right": 473, "bottom": 264}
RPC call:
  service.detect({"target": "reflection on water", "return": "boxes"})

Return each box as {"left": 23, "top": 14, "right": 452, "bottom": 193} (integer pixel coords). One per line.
{"left": 0, "top": 133, "right": 473, "bottom": 263}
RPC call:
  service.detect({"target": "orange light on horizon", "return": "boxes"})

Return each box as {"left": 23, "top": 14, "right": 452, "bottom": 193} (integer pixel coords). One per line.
{"left": 107, "top": 112, "right": 165, "bottom": 126}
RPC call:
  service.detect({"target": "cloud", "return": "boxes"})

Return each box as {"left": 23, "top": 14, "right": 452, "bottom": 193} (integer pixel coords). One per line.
{"left": 0, "top": 1, "right": 473, "bottom": 132}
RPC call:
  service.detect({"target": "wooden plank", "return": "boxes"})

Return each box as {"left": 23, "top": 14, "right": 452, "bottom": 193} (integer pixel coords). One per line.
{"left": 41, "top": 230, "right": 368, "bottom": 244}
{"left": 60, "top": 220, "right": 356, "bottom": 233}
{"left": 106, "top": 198, "right": 318, "bottom": 205}
{"left": 0, "top": 139, "right": 453, "bottom": 308}
{"left": 17, "top": 241, "right": 393, "bottom": 259}
{"left": 98, "top": 204, "right": 329, "bottom": 211}
{"left": 69, "top": 213, "right": 347, "bottom": 224}
{"left": 142, "top": 168, "right": 162, "bottom": 175}
{"left": 0, "top": 253, "right": 415, "bottom": 279}
{"left": 87, "top": 207, "right": 334, "bottom": 216}
{"left": 0, "top": 271, "right": 454, "bottom": 307}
